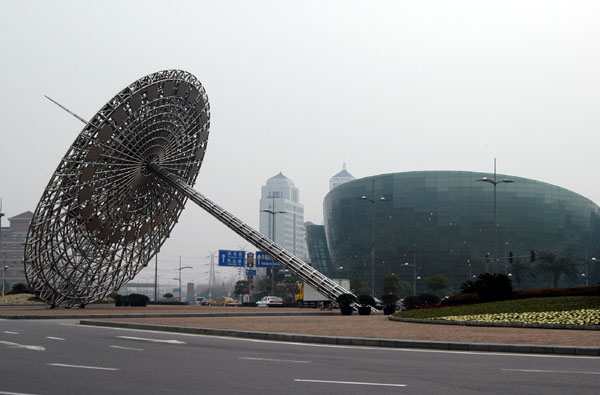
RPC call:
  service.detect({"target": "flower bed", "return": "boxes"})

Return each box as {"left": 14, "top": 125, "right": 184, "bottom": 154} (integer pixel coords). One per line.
{"left": 393, "top": 296, "right": 600, "bottom": 327}
{"left": 436, "top": 309, "right": 600, "bottom": 326}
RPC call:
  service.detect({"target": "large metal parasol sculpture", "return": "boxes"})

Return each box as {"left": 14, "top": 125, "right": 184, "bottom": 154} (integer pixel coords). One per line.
{"left": 25, "top": 70, "right": 354, "bottom": 308}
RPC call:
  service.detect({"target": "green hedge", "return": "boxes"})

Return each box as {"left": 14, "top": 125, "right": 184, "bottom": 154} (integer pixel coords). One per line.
{"left": 441, "top": 285, "right": 600, "bottom": 307}
{"left": 512, "top": 285, "right": 599, "bottom": 299}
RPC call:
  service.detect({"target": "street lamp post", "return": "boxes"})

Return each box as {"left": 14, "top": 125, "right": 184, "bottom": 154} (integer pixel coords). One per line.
{"left": 476, "top": 158, "right": 514, "bottom": 268}
{"left": 467, "top": 259, "right": 472, "bottom": 280}
{"left": 261, "top": 196, "right": 286, "bottom": 295}
{"left": 154, "top": 254, "right": 158, "bottom": 301}
{"left": 174, "top": 256, "right": 193, "bottom": 302}
{"left": 404, "top": 253, "right": 420, "bottom": 294}
{"left": 1, "top": 265, "right": 7, "bottom": 297}
{"left": 587, "top": 257, "right": 600, "bottom": 286}
{"left": 338, "top": 265, "right": 350, "bottom": 279}
{"left": 358, "top": 180, "right": 388, "bottom": 296}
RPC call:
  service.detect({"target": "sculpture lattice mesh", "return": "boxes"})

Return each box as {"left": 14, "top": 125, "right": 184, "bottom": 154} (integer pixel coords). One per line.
{"left": 24, "top": 70, "right": 210, "bottom": 307}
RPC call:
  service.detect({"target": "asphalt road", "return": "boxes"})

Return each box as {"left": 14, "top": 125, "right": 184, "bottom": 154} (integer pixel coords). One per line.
{"left": 0, "top": 319, "right": 598, "bottom": 395}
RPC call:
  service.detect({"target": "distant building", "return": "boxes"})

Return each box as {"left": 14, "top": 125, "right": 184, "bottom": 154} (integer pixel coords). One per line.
{"left": 259, "top": 172, "right": 308, "bottom": 261}
{"left": 0, "top": 211, "right": 33, "bottom": 290}
{"left": 329, "top": 163, "right": 355, "bottom": 191}
{"left": 304, "top": 222, "right": 333, "bottom": 277}
{"left": 187, "top": 282, "right": 195, "bottom": 302}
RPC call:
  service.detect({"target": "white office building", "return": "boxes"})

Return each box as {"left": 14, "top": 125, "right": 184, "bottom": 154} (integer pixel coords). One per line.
{"left": 259, "top": 172, "right": 308, "bottom": 261}
{"left": 329, "top": 163, "right": 355, "bottom": 191}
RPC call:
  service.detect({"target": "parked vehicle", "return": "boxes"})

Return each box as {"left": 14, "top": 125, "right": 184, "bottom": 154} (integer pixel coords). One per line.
{"left": 207, "top": 296, "right": 238, "bottom": 306}
{"left": 294, "top": 279, "right": 350, "bottom": 308}
{"left": 373, "top": 297, "right": 384, "bottom": 310}
{"left": 256, "top": 296, "right": 285, "bottom": 307}
{"left": 195, "top": 297, "right": 208, "bottom": 305}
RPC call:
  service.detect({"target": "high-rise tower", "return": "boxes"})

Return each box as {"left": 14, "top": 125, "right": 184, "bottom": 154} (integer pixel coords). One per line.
{"left": 259, "top": 172, "right": 308, "bottom": 261}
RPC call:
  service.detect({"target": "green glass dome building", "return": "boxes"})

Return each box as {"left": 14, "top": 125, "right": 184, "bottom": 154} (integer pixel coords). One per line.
{"left": 323, "top": 171, "right": 600, "bottom": 294}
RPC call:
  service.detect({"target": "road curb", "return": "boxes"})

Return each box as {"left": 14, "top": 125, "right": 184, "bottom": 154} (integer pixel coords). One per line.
{"left": 79, "top": 319, "right": 600, "bottom": 356}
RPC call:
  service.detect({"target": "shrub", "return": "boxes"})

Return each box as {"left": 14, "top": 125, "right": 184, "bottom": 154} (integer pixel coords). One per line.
{"left": 419, "top": 293, "right": 441, "bottom": 305}
{"left": 402, "top": 293, "right": 442, "bottom": 309}
{"left": 441, "top": 292, "right": 479, "bottom": 306}
{"left": 475, "top": 273, "right": 513, "bottom": 302}
{"left": 114, "top": 294, "right": 129, "bottom": 306}
{"left": 381, "top": 294, "right": 399, "bottom": 315}
{"left": 460, "top": 280, "right": 478, "bottom": 294}
{"left": 8, "top": 283, "right": 32, "bottom": 295}
{"left": 336, "top": 293, "right": 356, "bottom": 306}
{"left": 513, "top": 285, "right": 600, "bottom": 299}
{"left": 381, "top": 294, "right": 400, "bottom": 305}
{"left": 402, "top": 295, "right": 421, "bottom": 309}
{"left": 128, "top": 293, "right": 150, "bottom": 307}
{"left": 356, "top": 294, "right": 375, "bottom": 307}
{"left": 163, "top": 293, "right": 174, "bottom": 299}
{"left": 336, "top": 293, "right": 356, "bottom": 316}
{"left": 107, "top": 291, "right": 119, "bottom": 300}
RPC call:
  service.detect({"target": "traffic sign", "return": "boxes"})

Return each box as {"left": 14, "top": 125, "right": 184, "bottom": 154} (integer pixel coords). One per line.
{"left": 255, "top": 251, "right": 283, "bottom": 268}
{"left": 218, "top": 250, "right": 246, "bottom": 267}
{"left": 246, "top": 269, "right": 256, "bottom": 276}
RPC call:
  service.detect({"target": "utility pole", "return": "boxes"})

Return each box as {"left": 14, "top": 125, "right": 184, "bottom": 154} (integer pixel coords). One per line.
{"left": 207, "top": 251, "right": 217, "bottom": 299}
{"left": 154, "top": 253, "right": 158, "bottom": 301}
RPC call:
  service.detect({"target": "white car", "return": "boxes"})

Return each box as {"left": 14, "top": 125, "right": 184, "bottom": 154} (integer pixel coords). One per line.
{"left": 256, "top": 296, "right": 285, "bottom": 308}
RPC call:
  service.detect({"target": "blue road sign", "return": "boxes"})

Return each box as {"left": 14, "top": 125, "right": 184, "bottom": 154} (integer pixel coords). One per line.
{"left": 246, "top": 269, "right": 256, "bottom": 276}
{"left": 218, "top": 250, "right": 246, "bottom": 267}
{"left": 255, "top": 251, "right": 283, "bottom": 268}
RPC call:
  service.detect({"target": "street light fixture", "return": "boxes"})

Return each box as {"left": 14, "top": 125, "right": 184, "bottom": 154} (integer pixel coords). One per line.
{"left": 338, "top": 265, "right": 349, "bottom": 279}
{"left": 476, "top": 158, "right": 514, "bottom": 269}
{"left": 358, "top": 191, "right": 388, "bottom": 296}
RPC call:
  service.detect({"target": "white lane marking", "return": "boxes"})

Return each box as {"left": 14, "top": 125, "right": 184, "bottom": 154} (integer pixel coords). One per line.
{"left": 48, "top": 363, "right": 119, "bottom": 371}
{"left": 240, "top": 357, "right": 310, "bottom": 364}
{"left": 3, "top": 331, "right": 19, "bottom": 335}
{"left": 45, "top": 337, "right": 65, "bottom": 341}
{"left": 73, "top": 324, "right": 600, "bottom": 360}
{"left": 502, "top": 368, "right": 600, "bottom": 375}
{"left": 295, "top": 379, "right": 406, "bottom": 387}
{"left": 0, "top": 341, "right": 45, "bottom": 351}
{"left": 116, "top": 336, "right": 186, "bottom": 344}
{"left": 110, "top": 345, "right": 144, "bottom": 351}
{"left": 0, "top": 391, "right": 42, "bottom": 395}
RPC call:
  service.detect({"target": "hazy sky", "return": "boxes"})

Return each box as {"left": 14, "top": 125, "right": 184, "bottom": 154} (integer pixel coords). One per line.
{"left": 1, "top": 0, "right": 598, "bottom": 286}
